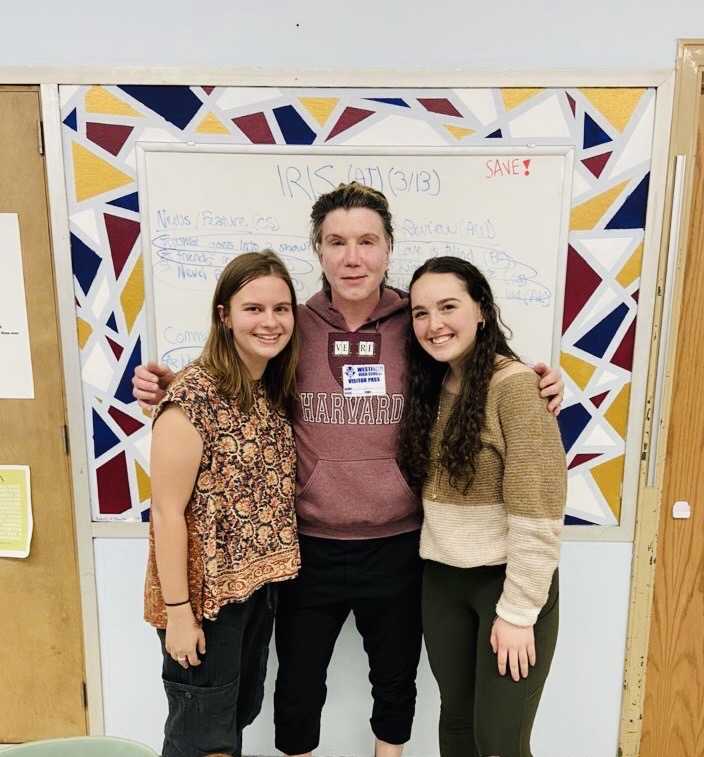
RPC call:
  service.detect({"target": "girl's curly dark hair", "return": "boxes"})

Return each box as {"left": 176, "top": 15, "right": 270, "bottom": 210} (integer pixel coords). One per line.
{"left": 397, "top": 256, "right": 519, "bottom": 492}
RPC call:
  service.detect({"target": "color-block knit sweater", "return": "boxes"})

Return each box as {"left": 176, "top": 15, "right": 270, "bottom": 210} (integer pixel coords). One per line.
{"left": 420, "top": 370, "right": 567, "bottom": 626}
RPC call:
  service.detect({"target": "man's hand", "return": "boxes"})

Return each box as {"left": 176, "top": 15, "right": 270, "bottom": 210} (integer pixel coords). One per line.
{"left": 533, "top": 362, "right": 564, "bottom": 417}
{"left": 132, "top": 361, "right": 175, "bottom": 410}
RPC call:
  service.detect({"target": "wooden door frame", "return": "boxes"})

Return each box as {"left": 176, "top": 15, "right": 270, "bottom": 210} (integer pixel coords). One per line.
{"left": 619, "top": 40, "right": 704, "bottom": 756}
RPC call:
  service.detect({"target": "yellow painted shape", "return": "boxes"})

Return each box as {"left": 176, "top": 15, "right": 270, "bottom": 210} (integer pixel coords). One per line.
{"left": 501, "top": 88, "right": 543, "bottom": 111}
{"left": 76, "top": 317, "right": 93, "bottom": 349}
{"left": 445, "top": 125, "right": 475, "bottom": 140}
{"left": 120, "top": 256, "right": 144, "bottom": 333}
{"left": 135, "top": 460, "right": 151, "bottom": 503}
{"left": 560, "top": 351, "right": 596, "bottom": 391}
{"left": 579, "top": 88, "right": 645, "bottom": 133}
{"left": 72, "top": 141, "right": 133, "bottom": 203}
{"left": 196, "top": 111, "right": 231, "bottom": 134}
{"left": 616, "top": 242, "right": 643, "bottom": 288}
{"left": 591, "top": 454, "right": 625, "bottom": 520}
{"left": 299, "top": 97, "right": 339, "bottom": 127}
{"left": 570, "top": 180, "right": 629, "bottom": 231}
{"left": 604, "top": 383, "right": 631, "bottom": 439}
{"left": 85, "top": 86, "right": 142, "bottom": 117}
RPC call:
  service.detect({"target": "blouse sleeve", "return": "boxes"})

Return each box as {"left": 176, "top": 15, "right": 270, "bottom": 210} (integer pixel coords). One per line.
{"left": 494, "top": 372, "right": 567, "bottom": 626}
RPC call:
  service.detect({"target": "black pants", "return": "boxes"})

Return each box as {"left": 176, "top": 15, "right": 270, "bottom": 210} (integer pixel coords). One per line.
{"left": 273, "top": 532, "right": 423, "bottom": 754}
{"left": 157, "top": 584, "right": 277, "bottom": 757}
{"left": 423, "top": 562, "right": 560, "bottom": 757}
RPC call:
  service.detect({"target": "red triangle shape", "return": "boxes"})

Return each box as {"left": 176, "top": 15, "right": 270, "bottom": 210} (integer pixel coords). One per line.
{"left": 611, "top": 318, "right": 636, "bottom": 371}
{"left": 326, "top": 108, "right": 374, "bottom": 141}
{"left": 105, "top": 214, "right": 141, "bottom": 278}
{"left": 590, "top": 391, "right": 609, "bottom": 408}
{"left": 233, "top": 112, "right": 275, "bottom": 144}
{"left": 107, "top": 337, "right": 124, "bottom": 360}
{"left": 568, "top": 452, "right": 602, "bottom": 469}
{"left": 107, "top": 405, "right": 144, "bottom": 436}
{"left": 582, "top": 152, "right": 612, "bottom": 179}
{"left": 417, "top": 98, "right": 462, "bottom": 117}
{"left": 567, "top": 93, "right": 576, "bottom": 116}
{"left": 86, "top": 122, "right": 134, "bottom": 157}
{"left": 201, "top": 86, "right": 215, "bottom": 95}
{"left": 562, "top": 245, "right": 602, "bottom": 332}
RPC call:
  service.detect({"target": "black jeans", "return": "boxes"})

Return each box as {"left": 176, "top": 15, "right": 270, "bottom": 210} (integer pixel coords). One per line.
{"left": 273, "top": 531, "right": 423, "bottom": 754}
{"left": 157, "top": 584, "right": 277, "bottom": 757}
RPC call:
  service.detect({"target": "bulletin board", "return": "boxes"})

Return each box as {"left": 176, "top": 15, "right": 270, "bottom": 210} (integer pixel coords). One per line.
{"left": 58, "top": 84, "right": 655, "bottom": 535}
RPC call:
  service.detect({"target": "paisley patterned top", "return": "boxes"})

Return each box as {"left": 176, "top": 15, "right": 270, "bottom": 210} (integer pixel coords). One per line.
{"left": 144, "top": 363, "right": 300, "bottom": 628}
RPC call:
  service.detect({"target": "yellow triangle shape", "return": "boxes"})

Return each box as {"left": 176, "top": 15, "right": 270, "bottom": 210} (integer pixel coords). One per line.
{"left": 120, "top": 256, "right": 144, "bottom": 333}
{"left": 616, "top": 242, "right": 643, "bottom": 288}
{"left": 196, "top": 111, "right": 230, "bottom": 135}
{"left": 501, "top": 88, "right": 543, "bottom": 111}
{"left": 570, "top": 180, "right": 628, "bottom": 231}
{"left": 299, "top": 97, "right": 339, "bottom": 127}
{"left": 579, "top": 88, "right": 645, "bottom": 133}
{"left": 85, "top": 86, "right": 142, "bottom": 117}
{"left": 72, "top": 142, "right": 133, "bottom": 203}
{"left": 604, "top": 384, "right": 631, "bottom": 439}
{"left": 560, "top": 351, "right": 596, "bottom": 391}
{"left": 591, "top": 455, "right": 624, "bottom": 520}
{"left": 135, "top": 460, "right": 152, "bottom": 503}
{"left": 445, "top": 125, "right": 475, "bottom": 140}
{"left": 76, "top": 317, "right": 93, "bottom": 349}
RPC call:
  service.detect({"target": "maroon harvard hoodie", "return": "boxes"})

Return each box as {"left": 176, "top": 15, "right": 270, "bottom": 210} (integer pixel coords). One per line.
{"left": 292, "top": 287, "right": 423, "bottom": 540}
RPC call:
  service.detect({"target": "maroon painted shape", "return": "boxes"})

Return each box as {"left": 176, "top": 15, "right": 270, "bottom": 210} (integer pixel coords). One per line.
{"left": 417, "top": 98, "right": 462, "bottom": 117}
{"left": 562, "top": 245, "right": 602, "bottom": 332}
{"left": 201, "top": 86, "right": 215, "bottom": 95}
{"left": 86, "top": 122, "right": 134, "bottom": 157}
{"left": 326, "top": 107, "right": 374, "bottom": 141}
{"left": 632, "top": 288, "right": 639, "bottom": 303}
{"left": 610, "top": 317, "right": 636, "bottom": 371}
{"left": 108, "top": 405, "right": 144, "bottom": 436}
{"left": 107, "top": 337, "right": 124, "bottom": 360}
{"left": 105, "top": 214, "right": 141, "bottom": 278}
{"left": 568, "top": 452, "right": 602, "bottom": 469}
{"left": 567, "top": 93, "right": 576, "bottom": 115}
{"left": 96, "top": 452, "right": 131, "bottom": 514}
{"left": 233, "top": 112, "right": 275, "bottom": 144}
{"left": 582, "top": 152, "right": 612, "bottom": 179}
{"left": 590, "top": 391, "right": 609, "bottom": 408}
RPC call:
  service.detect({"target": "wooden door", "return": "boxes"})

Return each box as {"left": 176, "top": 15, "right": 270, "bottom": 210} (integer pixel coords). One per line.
{"left": 0, "top": 86, "right": 87, "bottom": 740}
{"left": 640, "top": 90, "right": 704, "bottom": 756}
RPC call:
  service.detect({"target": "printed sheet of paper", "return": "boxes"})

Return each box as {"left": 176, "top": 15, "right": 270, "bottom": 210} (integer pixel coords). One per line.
{"left": 0, "top": 465, "right": 33, "bottom": 558}
{"left": 0, "top": 214, "right": 35, "bottom": 398}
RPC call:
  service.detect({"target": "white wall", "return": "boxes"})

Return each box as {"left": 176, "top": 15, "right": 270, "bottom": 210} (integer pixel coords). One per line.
{"left": 95, "top": 538, "right": 631, "bottom": 757}
{"left": 1, "top": 0, "right": 703, "bottom": 70}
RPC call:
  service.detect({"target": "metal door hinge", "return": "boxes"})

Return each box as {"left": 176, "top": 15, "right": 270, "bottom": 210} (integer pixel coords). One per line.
{"left": 80, "top": 681, "right": 87, "bottom": 709}
{"left": 63, "top": 424, "right": 70, "bottom": 455}
{"left": 37, "top": 119, "right": 44, "bottom": 155}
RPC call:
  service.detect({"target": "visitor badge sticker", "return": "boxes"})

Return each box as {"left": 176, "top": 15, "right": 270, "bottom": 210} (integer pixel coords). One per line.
{"left": 342, "top": 364, "right": 386, "bottom": 397}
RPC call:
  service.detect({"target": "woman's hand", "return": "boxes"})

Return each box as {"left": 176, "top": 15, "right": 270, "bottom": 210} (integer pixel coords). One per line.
{"left": 132, "top": 361, "right": 175, "bottom": 411}
{"left": 533, "top": 362, "right": 564, "bottom": 417}
{"left": 490, "top": 616, "right": 536, "bottom": 681}
{"left": 165, "top": 604, "right": 206, "bottom": 668}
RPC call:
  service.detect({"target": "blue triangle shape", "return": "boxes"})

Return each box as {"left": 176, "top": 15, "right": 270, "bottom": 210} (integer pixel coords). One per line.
{"left": 365, "top": 98, "right": 410, "bottom": 108}
{"left": 557, "top": 403, "right": 591, "bottom": 453}
{"left": 115, "top": 337, "right": 143, "bottom": 404}
{"left": 273, "top": 105, "right": 317, "bottom": 145}
{"left": 583, "top": 112, "right": 611, "bottom": 149}
{"left": 108, "top": 192, "right": 140, "bottom": 213}
{"left": 606, "top": 174, "right": 649, "bottom": 230}
{"left": 93, "top": 410, "right": 121, "bottom": 458}
{"left": 118, "top": 86, "right": 202, "bottom": 130}
{"left": 63, "top": 108, "right": 78, "bottom": 132}
{"left": 575, "top": 303, "right": 629, "bottom": 358}
{"left": 486, "top": 128, "right": 503, "bottom": 138}
{"left": 564, "top": 514, "right": 595, "bottom": 526}
{"left": 107, "top": 312, "right": 118, "bottom": 332}
{"left": 70, "top": 233, "right": 102, "bottom": 296}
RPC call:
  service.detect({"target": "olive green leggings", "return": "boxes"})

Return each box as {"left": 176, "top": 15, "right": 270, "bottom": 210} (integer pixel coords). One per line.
{"left": 422, "top": 561, "right": 559, "bottom": 757}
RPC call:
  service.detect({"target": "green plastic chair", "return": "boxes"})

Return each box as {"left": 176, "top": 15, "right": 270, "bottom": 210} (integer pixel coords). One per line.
{"left": 1, "top": 736, "right": 159, "bottom": 756}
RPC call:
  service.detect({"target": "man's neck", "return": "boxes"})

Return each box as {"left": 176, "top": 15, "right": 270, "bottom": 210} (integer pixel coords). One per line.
{"left": 331, "top": 293, "right": 381, "bottom": 332}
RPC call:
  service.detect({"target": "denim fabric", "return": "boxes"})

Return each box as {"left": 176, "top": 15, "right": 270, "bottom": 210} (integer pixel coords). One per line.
{"left": 157, "top": 584, "right": 277, "bottom": 757}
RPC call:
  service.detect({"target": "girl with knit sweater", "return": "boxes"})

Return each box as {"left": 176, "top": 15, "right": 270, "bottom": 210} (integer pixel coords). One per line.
{"left": 397, "top": 256, "right": 567, "bottom": 757}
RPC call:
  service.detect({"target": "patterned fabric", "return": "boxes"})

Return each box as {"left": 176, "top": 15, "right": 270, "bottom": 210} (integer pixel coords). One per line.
{"left": 420, "top": 370, "right": 566, "bottom": 626}
{"left": 144, "top": 363, "right": 299, "bottom": 628}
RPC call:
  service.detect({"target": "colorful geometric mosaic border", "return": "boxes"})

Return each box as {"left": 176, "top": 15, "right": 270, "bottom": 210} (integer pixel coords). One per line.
{"left": 58, "top": 85, "right": 654, "bottom": 524}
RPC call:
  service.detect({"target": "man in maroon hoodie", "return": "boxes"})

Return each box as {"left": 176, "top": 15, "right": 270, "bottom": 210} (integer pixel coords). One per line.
{"left": 133, "top": 182, "right": 563, "bottom": 757}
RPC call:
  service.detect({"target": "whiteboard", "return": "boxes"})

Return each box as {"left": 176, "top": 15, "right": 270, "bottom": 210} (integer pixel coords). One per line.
{"left": 136, "top": 145, "right": 574, "bottom": 372}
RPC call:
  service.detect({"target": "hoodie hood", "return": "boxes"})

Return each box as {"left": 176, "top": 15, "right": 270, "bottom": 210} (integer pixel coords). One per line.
{"left": 304, "top": 286, "right": 409, "bottom": 331}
